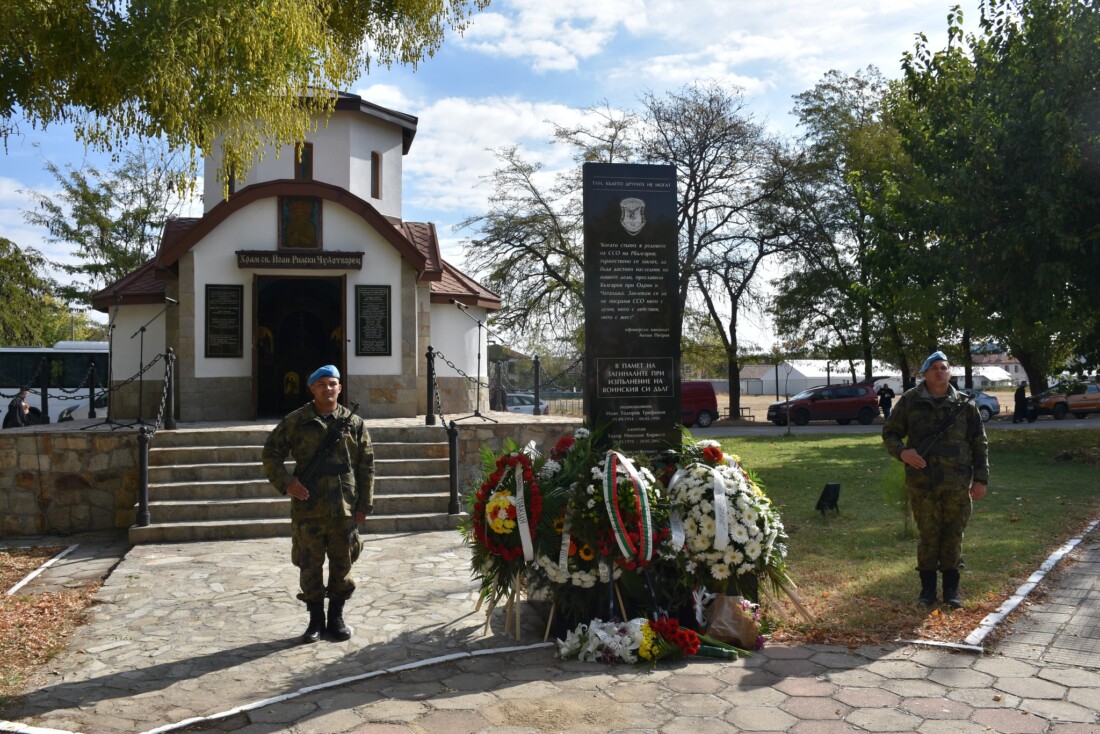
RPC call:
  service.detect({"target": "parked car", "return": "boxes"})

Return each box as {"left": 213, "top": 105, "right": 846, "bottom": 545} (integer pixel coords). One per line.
{"left": 1030, "top": 381, "right": 1100, "bottom": 420}
{"left": 57, "top": 393, "right": 109, "bottom": 422}
{"left": 504, "top": 393, "right": 549, "bottom": 415}
{"left": 959, "top": 388, "right": 1000, "bottom": 422}
{"left": 681, "top": 381, "right": 718, "bottom": 428}
{"left": 767, "top": 383, "right": 879, "bottom": 426}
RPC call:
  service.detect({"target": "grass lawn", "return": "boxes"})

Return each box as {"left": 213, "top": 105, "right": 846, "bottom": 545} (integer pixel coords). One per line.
{"left": 719, "top": 428, "right": 1100, "bottom": 645}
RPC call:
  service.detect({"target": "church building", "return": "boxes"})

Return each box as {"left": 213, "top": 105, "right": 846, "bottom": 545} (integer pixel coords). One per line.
{"left": 92, "top": 93, "right": 498, "bottom": 422}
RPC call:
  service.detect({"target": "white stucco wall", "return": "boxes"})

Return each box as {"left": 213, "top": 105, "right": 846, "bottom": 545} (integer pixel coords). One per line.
{"left": 429, "top": 306, "right": 487, "bottom": 379}
{"left": 203, "top": 110, "right": 405, "bottom": 216}
{"left": 188, "top": 199, "right": 405, "bottom": 379}
{"left": 111, "top": 304, "right": 169, "bottom": 384}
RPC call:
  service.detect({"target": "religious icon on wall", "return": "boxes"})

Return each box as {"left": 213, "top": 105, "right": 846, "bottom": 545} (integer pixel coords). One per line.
{"left": 280, "top": 197, "right": 322, "bottom": 248}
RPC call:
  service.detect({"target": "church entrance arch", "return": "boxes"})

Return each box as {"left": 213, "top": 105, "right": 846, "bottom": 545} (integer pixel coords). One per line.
{"left": 254, "top": 275, "right": 346, "bottom": 418}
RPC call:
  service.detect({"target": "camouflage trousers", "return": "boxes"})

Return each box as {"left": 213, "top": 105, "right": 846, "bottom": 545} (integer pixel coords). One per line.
{"left": 291, "top": 516, "right": 362, "bottom": 603}
{"left": 907, "top": 482, "right": 972, "bottom": 572}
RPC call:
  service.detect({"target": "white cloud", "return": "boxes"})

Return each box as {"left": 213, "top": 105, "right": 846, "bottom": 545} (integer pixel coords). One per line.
{"left": 458, "top": 0, "right": 645, "bottom": 72}
{"left": 401, "top": 95, "right": 584, "bottom": 217}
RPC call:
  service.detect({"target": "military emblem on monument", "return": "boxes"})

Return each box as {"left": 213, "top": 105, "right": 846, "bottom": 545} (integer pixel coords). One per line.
{"left": 619, "top": 197, "right": 646, "bottom": 236}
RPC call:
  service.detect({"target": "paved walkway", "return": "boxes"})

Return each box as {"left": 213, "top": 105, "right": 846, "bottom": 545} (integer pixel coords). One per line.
{"left": 2, "top": 525, "right": 1099, "bottom": 734}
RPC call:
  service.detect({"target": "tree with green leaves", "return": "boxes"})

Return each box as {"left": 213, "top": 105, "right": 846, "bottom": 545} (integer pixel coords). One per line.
{"left": 23, "top": 140, "right": 194, "bottom": 305}
{"left": 896, "top": 0, "right": 1100, "bottom": 389}
{"left": 1, "top": 0, "right": 488, "bottom": 182}
{"left": 768, "top": 67, "right": 937, "bottom": 384}
{"left": 0, "top": 238, "right": 66, "bottom": 346}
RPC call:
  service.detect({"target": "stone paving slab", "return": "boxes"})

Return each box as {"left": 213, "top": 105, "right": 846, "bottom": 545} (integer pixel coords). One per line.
{"left": 1, "top": 526, "right": 1098, "bottom": 734}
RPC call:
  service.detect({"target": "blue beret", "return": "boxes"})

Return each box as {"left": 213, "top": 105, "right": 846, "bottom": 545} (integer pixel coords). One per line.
{"left": 307, "top": 365, "right": 340, "bottom": 387}
{"left": 920, "top": 351, "right": 948, "bottom": 373}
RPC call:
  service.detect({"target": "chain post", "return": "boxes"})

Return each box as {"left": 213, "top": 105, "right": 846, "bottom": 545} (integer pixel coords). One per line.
{"left": 165, "top": 349, "right": 176, "bottom": 430}
{"left": 88, "top": 360, "right": 98, "bottom": 419}
{"left": 137, "top": 426, "right": 151, "bottom": 526}
{"left": 38, "top": 355, "right": 49, "bottom": 422}
{"left": 425, "top": 346, "right": 436, "bottom": 426}
{"left": 447, "top": 420, "right": 460, "bottom": 514}
{"left": 533, "top": 355, "right": 542, "bottom": 415}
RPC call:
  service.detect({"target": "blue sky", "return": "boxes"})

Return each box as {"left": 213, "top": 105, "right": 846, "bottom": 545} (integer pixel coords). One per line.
{"left": 0, "top": 0, "right": 979, "bottom": 341}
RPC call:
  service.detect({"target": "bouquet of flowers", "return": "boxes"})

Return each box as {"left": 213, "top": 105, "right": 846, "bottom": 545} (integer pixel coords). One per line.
{"left": 664, "top": 435, "right": 790, "bottom": 600}
{"left": 558, "top": 615, "right": 746, "bottom": 665}
{"left": 461, "top": 439, "right": 545, "bottom": 609}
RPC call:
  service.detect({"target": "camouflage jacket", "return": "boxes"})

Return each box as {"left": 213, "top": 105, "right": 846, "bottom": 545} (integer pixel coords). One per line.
{"left": 262, "top": 402, "right": 374, "bottom": 519}
{"left": 882, "top": 383, "right": 989, "bottom": 489}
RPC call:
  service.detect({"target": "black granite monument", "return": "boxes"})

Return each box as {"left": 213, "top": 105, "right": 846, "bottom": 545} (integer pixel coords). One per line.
{"left": 583, "top": 162, "right": 680, "bottom": 455}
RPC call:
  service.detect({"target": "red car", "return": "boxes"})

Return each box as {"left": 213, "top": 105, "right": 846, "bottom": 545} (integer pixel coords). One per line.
{"left": 767, "top": 384, "right": 880, "bottom": 426}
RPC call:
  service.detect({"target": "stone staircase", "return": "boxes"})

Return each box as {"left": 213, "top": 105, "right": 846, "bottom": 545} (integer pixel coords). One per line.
{"left": 129, "top": 424, "right": 462, "bottom": 543}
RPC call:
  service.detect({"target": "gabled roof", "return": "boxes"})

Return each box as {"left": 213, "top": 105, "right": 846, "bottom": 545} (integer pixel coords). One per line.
{"left": 89, "top": 260, "right": 164, "bottom": 311}
{"left": 431, "top": 261, "right": 501, "bottom": 310}
{"left": 739, "top": 364, "right": 774, "bottom": 380}
{"left": 152, "top": 179, "right": 441, "bottom": 280}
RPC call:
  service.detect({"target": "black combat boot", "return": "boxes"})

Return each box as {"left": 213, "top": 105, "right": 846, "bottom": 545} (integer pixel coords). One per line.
{"left": 327, "top": 598, "right": 352, "bottom": 641}
{"left": 302, "top": 601, "right": 325, "bottom": 644}
{"left": 918, "top": 570, "right": 938, "bottom": 608}
{"left": 942, "top": 569, "right": 963, "bottom": 609}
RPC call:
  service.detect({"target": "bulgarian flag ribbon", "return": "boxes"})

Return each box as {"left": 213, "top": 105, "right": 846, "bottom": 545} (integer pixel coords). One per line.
{"left": 602, "top": 451, "right": 654, "bottom": 563}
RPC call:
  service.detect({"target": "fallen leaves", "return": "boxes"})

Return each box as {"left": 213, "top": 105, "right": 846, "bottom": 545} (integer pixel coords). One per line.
{"left": 0, "top": 547, "right": 101, "bottom": 711}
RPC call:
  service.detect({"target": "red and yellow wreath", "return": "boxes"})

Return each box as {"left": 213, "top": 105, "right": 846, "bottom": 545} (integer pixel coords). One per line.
{"left": 471, "top": 452, "right": 543, "bottom": 561}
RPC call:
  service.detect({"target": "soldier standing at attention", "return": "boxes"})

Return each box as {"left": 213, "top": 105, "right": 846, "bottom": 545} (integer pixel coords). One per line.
{"left": 262, "top": 365, "right": 374, "bottom": 643}
{"left": 882, "top": 351, "right": 988, "bottom": 609}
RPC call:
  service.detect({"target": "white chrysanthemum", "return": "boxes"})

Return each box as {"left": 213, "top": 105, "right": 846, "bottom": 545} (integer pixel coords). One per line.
{"left": 539, "top": 459, "right": 562, "bottom": 480}
{"left": 699, "top": 515, "right": 717, "bottom": 539}
{"left": 731, "top": 524, "right": 750, "bottom": 544}
{"left": 709, "top": 562, "right": 731, "bottom": 580}
{"left": 689, "top": 534, "right": 710, "bottom": 552}
{"left": 738, "top": 563, "right": 755, "bottom": 576}
{"left": 683, "top": 516, "right": 699, "bottom": 537}
{"left": 725, "top": 548, "right": 745, "bottom": 566}
{"left": 745, "top": 539, "right": 762, "bottom": 560}
{"left": 741, "top": 506, "right": 759, "bottom": 524}
{"left": 574, "top": 427, "right": 590, "bottom": 440}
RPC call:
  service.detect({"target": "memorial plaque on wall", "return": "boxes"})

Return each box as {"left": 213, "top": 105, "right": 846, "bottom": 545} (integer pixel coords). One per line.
{"left": 583, "top": 162, "right": 680, "bottom": 455}
{"left": 205, "top": 285, "right": 243, "bottom": 358}
{"left": 355, "top": 285, "right": 391, "bottom": 356}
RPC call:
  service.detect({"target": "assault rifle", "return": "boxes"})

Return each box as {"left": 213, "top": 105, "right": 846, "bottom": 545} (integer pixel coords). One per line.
{"left": 297, "top": 402, "right": 360, "bottom": 498}
{"left": 914, "top": 393, "right": 974, "bottom": 460}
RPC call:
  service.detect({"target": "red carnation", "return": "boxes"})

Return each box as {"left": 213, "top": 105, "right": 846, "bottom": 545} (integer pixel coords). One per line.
{"left": 702, "top": 445, "right": 724, "bottom": 464}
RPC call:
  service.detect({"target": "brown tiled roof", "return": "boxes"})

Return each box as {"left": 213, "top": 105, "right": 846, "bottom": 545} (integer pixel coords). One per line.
{"left": 399, "top": 221, "right": 443, "bottom": 281}
{"left": 90, "top": 260, "right": 165, "bottom": 311}
{"left": 431, "top": 261, "right": 501, "bottom": 310}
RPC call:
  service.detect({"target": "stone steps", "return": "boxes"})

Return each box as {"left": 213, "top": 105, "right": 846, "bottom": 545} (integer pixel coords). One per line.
{"left": 130, "top": 424, "right": 463, "bottom": 543}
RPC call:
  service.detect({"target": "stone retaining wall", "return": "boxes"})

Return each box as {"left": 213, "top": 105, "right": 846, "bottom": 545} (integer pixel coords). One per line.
{"left": 0, "top": 428, "right": 140, "bottom": 536}
{"left": 452, "top": 417, "right": 583, "bottom": 496}
{"left": 0, "top": 417, "right": 586, "bottom": 537}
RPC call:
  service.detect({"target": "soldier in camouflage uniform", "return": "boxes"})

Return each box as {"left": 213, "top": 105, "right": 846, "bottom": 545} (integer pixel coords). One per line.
{"left": 262, "top": 365, "right": 374, "bottom": 643}
{"left": 882, "top": 351, "right": 988, "bottom": 609}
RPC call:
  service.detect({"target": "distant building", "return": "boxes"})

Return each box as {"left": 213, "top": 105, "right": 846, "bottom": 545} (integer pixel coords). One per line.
{"left": 974, "top": 353, "right": 1026, "bottom": 385}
